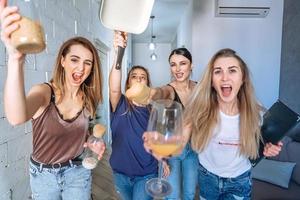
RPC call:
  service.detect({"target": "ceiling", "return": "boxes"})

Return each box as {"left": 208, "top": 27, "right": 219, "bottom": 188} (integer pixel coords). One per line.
{"left": 132, "top": 0, "right": 189, "bottom": 43}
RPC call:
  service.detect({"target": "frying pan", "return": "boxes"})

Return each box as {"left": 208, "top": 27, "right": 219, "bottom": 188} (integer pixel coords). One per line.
{"left": 99, "top": 0, "right": 155, "bottom": 69}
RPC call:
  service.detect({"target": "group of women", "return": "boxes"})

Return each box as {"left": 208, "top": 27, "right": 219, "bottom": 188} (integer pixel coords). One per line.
{"left": 1, "top": 2, "right": 282, "bottom": 200}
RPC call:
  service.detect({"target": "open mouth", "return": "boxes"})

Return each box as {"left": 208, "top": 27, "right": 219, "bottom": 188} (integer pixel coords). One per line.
{"left": 175, "top": 73, "right": 184, "bottom": 79}
{"left": 72, "top": 72, "right": 84, "bottom": 83}
{"left": 221, "top": 85, "right": 232, "bottom": 97}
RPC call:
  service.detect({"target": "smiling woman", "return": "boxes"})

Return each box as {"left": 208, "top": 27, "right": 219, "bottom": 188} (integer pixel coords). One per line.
{"left": 1, "top": 3, "right": 105, "bottom": 198}
{"left": 49, "top": 37, "right": 103, "bottom": 121}
{"left": 147, "top": 47, "right": 199, "bottom": 200}
{"left": 212, "top": 56, "right": 243, "bottom": 115}
{"left": 183, "top": 48, "right": 282, "bottom": 200}
{"left": 60, "top": 46, "right": 94, "bottom": 86}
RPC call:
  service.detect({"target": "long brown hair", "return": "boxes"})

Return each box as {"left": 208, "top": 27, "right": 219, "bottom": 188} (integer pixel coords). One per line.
{"left": 185, "top": 48, "right": 262, "bottom": 159}
{"left": 50, "top": 37, "right": 103, "bottom": 118}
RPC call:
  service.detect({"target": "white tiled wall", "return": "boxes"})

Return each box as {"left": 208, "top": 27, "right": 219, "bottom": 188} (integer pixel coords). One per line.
{"left": 0, "top": 0, "right": 114, "bottom": 199}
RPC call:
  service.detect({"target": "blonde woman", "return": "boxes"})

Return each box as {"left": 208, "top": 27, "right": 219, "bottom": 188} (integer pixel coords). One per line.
{"left": 144, "top": 48, "right": 282, "bottom": 200}
{"left": 183, "top": 48, "right": 282, "bottom": 199}
{"left": 1, "top": 4, "right": 105, "bottom": 199}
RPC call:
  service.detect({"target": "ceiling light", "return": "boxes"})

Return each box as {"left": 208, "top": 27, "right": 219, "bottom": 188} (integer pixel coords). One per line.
{"left": 149, "top": 40, "right": 156, "bottom": 50}
{"left": 149, "top": 16, "right": 156, "bottom": 50}
{"left": 150, "top": 52, "right": 157, "bottom": 60}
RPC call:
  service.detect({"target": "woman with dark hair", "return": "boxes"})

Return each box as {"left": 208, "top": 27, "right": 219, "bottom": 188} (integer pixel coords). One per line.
{"left": 109, "top": 31, "right": 157, "bottom": 200}
{"left": 149, "top": 47, "right": 199, "bottom": 200}
{"left": 1, "top": 4, "right": 105, "bottom": 199}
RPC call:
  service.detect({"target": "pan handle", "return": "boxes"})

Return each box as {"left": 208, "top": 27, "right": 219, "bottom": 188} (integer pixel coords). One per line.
{"left": 116, "top": 46, "right": 125, "bottom": 70}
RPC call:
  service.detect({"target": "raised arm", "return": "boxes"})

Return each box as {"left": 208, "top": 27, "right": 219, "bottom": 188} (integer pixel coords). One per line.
{"left": 149, "top": 85, "right": 174, "bottom": 103}
{"left": 109, "top": 31, "right": 127, "bottom": 111}
{"left": 1, "top": 4, "right": 49, "bottom": 125}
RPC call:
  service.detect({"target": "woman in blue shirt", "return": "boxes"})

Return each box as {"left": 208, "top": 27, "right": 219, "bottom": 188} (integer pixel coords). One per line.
{"left": 109, "top": 31, "right": 157, "bottom": 200}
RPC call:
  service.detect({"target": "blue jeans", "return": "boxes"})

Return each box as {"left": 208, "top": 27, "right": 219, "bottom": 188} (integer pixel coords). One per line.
{"left": 198, "top": 163, "right": 251, "bottom": 200}
{"left": 29, "top": 161, "right": 92, "bottom": 200}
{"left": 166, "top": 143, "right": 199, "bottom": 200}
{"left": 113, "top": 172, "right": 157, "bottom": 200}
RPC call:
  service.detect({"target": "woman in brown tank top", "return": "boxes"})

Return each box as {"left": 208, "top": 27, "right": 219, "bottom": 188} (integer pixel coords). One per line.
{"left": 1, "top": 5, "right": 105, "bottom": 200}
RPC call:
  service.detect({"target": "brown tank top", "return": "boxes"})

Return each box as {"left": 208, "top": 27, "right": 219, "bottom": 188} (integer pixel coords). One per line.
{"left": 31, "top": 83, "right": 90, "bottom": 164}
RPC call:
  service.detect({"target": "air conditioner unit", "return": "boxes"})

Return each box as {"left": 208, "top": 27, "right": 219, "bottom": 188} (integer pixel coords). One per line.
{"left": 215, "top": 0, "right": 271, "bottom": 18}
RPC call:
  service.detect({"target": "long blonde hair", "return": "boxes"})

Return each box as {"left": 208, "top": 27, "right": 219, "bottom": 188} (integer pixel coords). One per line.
{"left": 185, "top": 48, "right": 262, "bottom": 159}
{"left": 50, "top": 37, "right": 103, "bottom": 118}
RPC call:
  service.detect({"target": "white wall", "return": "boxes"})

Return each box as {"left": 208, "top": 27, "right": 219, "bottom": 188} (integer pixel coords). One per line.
{"left": 0, "top": 0, "right": 128, "bottom": 198}
{"left": 133, "top": 43, "right": 172, "bottom": 87}
{"left": 188, "top": 0, "right": 284, "bottom": 108}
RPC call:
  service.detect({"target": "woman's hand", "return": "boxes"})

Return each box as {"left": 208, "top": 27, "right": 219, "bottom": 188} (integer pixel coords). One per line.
{"left": 143, "top": 131, "right": 184, "bottom": 160}
{"left": 113, "top": 31, "right": 127, "bottom": 52}
{"left": 146, "top": 88, "right": 158, "bottom": 105}
{"left": 162, "top": 161, "right": 170, "bottom": 178}
{"left": 143, "top": 131, "right": 165, "bottom": 160}
{"left": 143, "top": 132, "right": 171, "bottom": 178}
{"left": 84, "top": 140, "right": 106, "bottom": 160}
{"left": 0, "top": 2, "right": 23, "bottom": 59}
{"left": 263, "top": 141, "right": 283, "bottom": 157}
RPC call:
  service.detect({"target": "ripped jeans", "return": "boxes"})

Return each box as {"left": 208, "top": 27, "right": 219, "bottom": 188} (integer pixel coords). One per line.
{"left": 198, "top": 163, "right": 251, "bottom": 200}
{"left": 29, "top": 161, "right": 91, "bottom": 200}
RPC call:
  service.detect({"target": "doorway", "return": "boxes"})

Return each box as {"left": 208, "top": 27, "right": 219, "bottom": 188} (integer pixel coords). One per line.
{"left": 94, "top": 39, "right": 111, "bottom": 145}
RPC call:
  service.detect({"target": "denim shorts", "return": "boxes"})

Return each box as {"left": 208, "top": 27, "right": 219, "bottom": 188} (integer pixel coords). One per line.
{"left": 29, "top": 160, "right": 91, "bottom": 200}
{"left": 198, "top": 163, "right": 251, "bottom": 200}
{"left": 166, "top": 143, "right": 199, "bottom": 200}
